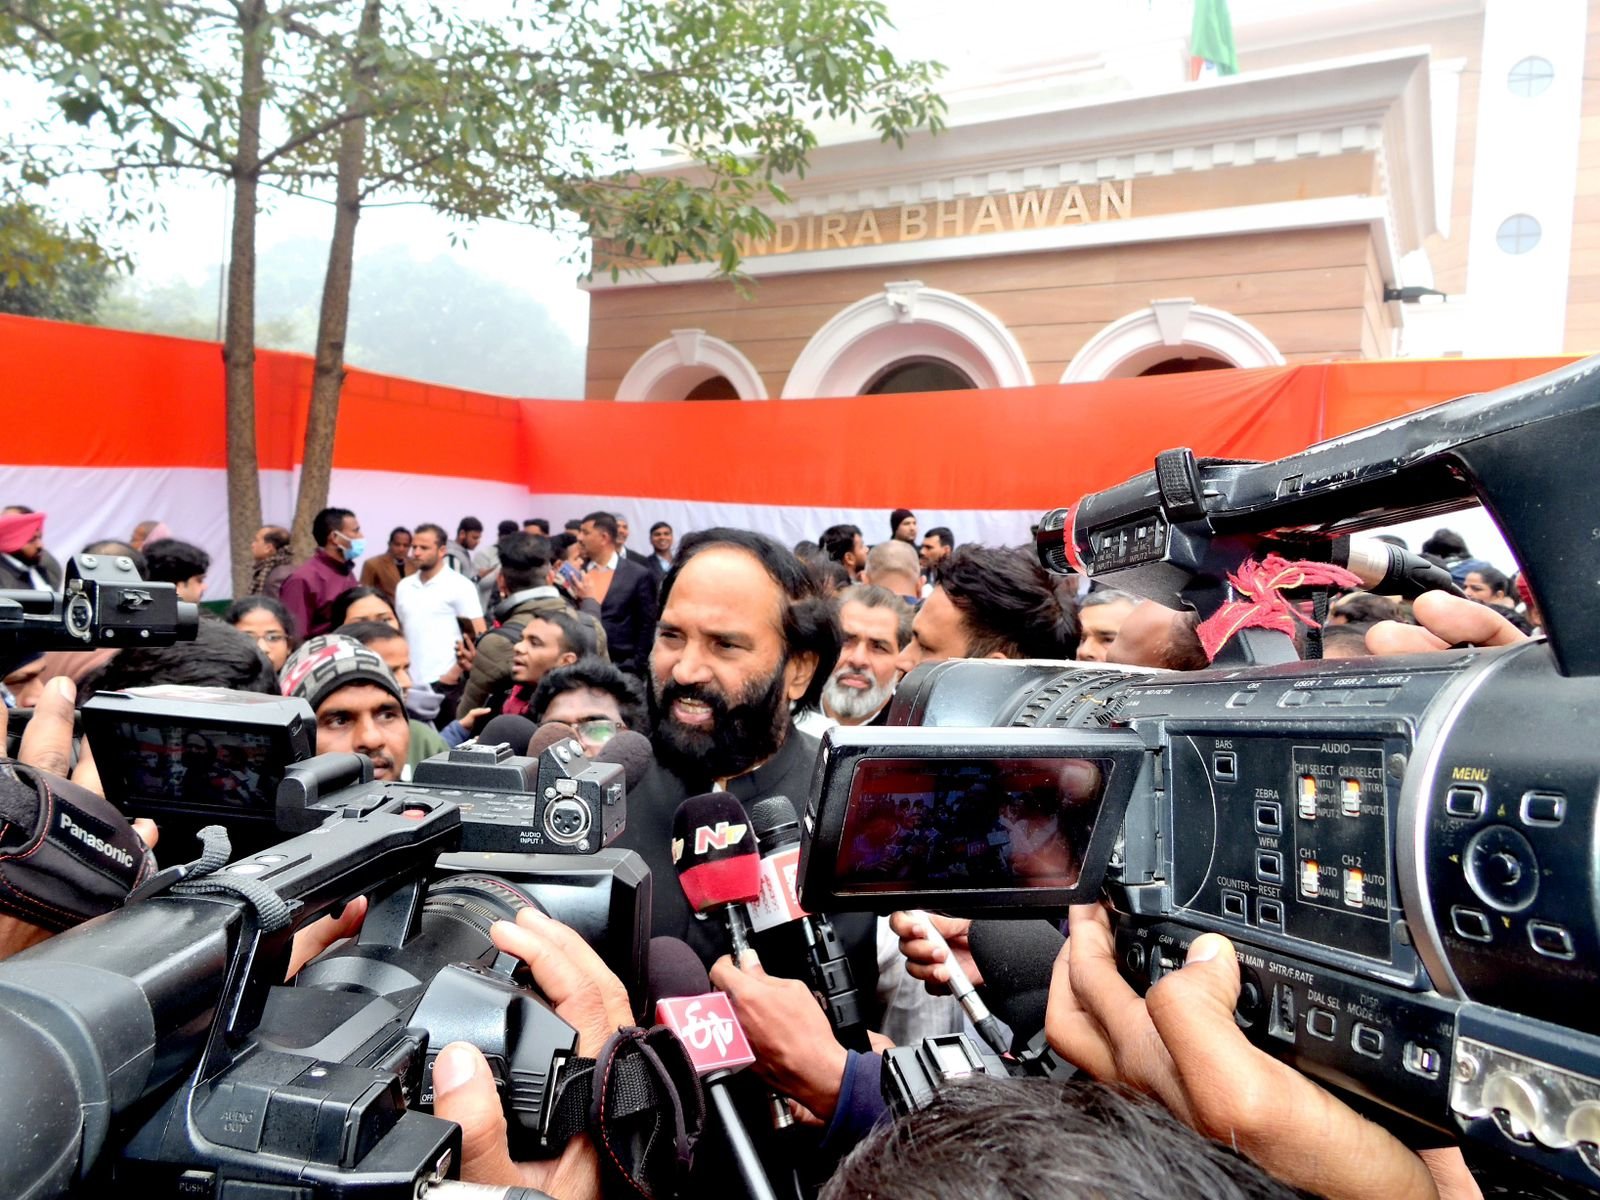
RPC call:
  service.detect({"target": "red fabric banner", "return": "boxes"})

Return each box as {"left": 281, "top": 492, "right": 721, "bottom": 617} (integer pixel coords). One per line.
{"left": 0, "top": 314, "right": 1577, "bottom": 515}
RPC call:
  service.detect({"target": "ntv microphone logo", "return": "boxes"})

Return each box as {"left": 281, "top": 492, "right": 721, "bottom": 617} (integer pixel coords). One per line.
{"left": 671, "top": 820, "right": 750, "bottom": 864}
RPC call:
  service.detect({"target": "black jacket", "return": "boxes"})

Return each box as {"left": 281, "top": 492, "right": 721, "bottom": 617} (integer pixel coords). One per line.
{"left": 599, "top": 557, "right": 658, "bottom": 676}
{"left": 614, "top": 726, "right": 881, "bottom": 1024}
{"left": 0, "top": 548, "right": 62, "bottom": 592}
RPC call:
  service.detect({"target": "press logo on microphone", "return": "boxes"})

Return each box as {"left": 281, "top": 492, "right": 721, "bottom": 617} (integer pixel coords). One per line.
{"left": 671, "top": 820, "right": 750, "bottom": 863}
{"left": 657, "top": 993, "right": 756, "bottom": 1073}
{"left": 59, "top": 811, "right": 134, "bottom": 868}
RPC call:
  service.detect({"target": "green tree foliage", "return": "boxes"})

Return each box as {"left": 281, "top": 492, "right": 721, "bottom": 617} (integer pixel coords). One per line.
{"left": 0, "top": 202, "right": 113, "bottom": 322}
{"left": 0, "top": 0, "right": 944, "bottom": 583}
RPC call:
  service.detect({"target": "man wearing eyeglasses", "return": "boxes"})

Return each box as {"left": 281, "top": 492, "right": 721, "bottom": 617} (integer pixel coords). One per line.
{"left": 526, "top": 658, "right": 645, "bottom": 755}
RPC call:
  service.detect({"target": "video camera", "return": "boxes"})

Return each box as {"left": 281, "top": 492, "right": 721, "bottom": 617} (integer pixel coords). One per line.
{"left": 0, "top": 550, "right": 199, "bottom": 660}
{"left": 0, "top": 577, "right": 653, "bottom": 1196}
{"left": 800, "top": 355, "right": 1600, "bottom": 1193}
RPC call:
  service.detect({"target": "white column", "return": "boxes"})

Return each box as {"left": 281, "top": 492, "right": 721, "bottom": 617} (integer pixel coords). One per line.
{"left": 1461, "top": 0, "right": 1589, "bottom": 355}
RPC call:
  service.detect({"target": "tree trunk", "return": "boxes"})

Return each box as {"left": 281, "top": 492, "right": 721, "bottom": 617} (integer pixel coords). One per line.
{"left": 223, "top": 0, "right": 269, "bottom": 595}
{"left": 289, "top": 0, "right": 381, "bottom": 559}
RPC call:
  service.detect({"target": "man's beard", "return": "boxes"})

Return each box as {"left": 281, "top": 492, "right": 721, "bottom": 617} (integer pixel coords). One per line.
{"left": 822, "top": 668, "right": 895, "bottom": 722}
{"left": 649, "top": 659, "right": 791, "bottom": 781}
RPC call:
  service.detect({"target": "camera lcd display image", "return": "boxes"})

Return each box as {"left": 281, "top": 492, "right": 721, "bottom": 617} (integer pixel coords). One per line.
{"left": 109, "top": 719, "right": 283, "bottom": 811}
{"left": 830, "top": 757, "right": 1110, "bottom": 894}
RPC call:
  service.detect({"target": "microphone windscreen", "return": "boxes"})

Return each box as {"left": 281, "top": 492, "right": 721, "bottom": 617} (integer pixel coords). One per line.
{"left": 527, "top": 720, "right": 580, "bottom": 759}
{"left": 595, "top": 729, "right": 653, "bottom": 789}
{"left": 647, "top": 935, "right": 711, "bottom": 1004}
{"left": 672, "top": 792, "right": 760, "bottom": 911}
{"left": 747, "top": 794, "right": 800, "bottom": 841}
{"left": 968, "top": 918, "right": 1065, "bottom": 1041}
{"left": 477, "top": 714, "right": 537, "bottom": 756}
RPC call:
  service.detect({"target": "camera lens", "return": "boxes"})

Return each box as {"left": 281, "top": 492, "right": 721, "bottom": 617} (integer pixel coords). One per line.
{"left": 424, "top": 873, "right": 548, "bottom": 939}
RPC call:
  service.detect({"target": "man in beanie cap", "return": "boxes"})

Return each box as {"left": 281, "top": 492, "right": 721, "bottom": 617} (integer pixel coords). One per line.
{"left": 889, "top": 508, "right": 917, "bottom": 546}
{"left": 279, "top": 634, "right": 411, "bottom": 781}
{"left": 0, "top": 507, "right": 63, "bottom": 593}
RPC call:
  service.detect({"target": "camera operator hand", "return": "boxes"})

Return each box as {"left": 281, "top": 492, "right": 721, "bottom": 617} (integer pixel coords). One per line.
{"left": 0, "top": 677, "right": 158, "bottom": 959}
{"left": 432, "top": 907, "right": 631, "bottom": 1200}
{"left": 1367, "top": 591, "right": 1527, "bottom": 657}
{"left": 1046, "top": 904, "right": 1481, "bottom": 1200}
{"left": 888, "top": 910, "right": 980, "bottom": 995}
{"left": 710, "top": 949, "right": 850, "bottom": 1120}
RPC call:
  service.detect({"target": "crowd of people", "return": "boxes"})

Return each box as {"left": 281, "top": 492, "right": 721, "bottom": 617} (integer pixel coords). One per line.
{"left": 0, "top": 496, "right": 1541, "bottom": 1200}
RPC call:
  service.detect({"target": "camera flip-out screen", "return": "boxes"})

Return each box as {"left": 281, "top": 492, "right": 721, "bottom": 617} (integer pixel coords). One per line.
{"left": 81, "top": 686, "right": 316, "bottom": 823}
{"left": 800, "top": 727, "right": 1147, "bottom": 914}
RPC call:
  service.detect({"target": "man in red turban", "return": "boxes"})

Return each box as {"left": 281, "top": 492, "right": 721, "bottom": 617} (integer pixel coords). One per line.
{"left": 0, "top": 507, "right": 61, "bottom": 593}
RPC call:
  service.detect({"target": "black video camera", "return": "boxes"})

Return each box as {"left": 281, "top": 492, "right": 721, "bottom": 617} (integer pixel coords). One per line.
{"left": 0, "top": 687, "right": 648, "bottom": 1197}
{"left": 77, "top": 686, "right": 627, "bottom": 856}
{"left": 799, "top": 356, "right": 1600, "bottom": 1194}
{"left": 0, "top": 551, "right": 199, "bottom": 661}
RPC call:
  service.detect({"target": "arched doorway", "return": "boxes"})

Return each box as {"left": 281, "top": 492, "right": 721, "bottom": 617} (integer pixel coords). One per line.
{"left": 1061, "top": 300, "right": 1284, "bottom": 382}
{"left": 782, "top": 282, "right": 1032, "bottom": 398}
{"left": 616, "top": 329, "right": 768, "bottom": 401}
{"left": 863, "top": 358, "right": 977, "bottom": 394}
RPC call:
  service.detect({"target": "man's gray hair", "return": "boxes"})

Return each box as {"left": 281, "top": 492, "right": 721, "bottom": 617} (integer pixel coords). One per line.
{"left": 837, "top": 583, "right": 914, "bottom": 648}
{"left": 1081, "top": 588, "right": 1138, "bottom": 610}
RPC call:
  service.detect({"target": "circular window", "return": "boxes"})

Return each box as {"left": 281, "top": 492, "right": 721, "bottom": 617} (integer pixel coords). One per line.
{"left": 1507, "top": 56, "right": 1554, "bottom": 98}
{"left": 1496, "top": 214, "right": 1542, "bottom": 255}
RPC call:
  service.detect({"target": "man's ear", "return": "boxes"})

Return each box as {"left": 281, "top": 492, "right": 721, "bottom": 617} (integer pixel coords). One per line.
{"left": 784, "top": 651, "right": 819, "bottom": 702}
{"left": 560, "top": 650, "right": 579, "bottom": 668}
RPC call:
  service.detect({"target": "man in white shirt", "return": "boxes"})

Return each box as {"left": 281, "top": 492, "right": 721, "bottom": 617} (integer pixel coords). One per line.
{"left": 396, "top": 523, "right": 486, "bottom": 685}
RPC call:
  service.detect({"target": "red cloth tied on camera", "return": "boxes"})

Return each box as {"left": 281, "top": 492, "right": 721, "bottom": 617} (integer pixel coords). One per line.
{"left": 1195, "top": 553, "right": 1364, "bottom": 661}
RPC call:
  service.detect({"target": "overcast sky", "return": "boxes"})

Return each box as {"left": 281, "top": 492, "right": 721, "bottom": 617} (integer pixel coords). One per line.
{"left": 8, "top": 0, "right": 1364, "bottom": 367}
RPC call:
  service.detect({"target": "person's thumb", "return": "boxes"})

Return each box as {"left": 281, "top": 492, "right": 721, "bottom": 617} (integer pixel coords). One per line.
{"left": 1169, "top": 933, "right": 1241, "bottom": 1009}
{"left": 432, "top": 1042, "right": 519, "bottom": 1186}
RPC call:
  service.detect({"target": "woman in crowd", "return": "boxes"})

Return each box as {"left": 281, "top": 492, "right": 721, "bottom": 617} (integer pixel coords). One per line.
{"left": 224, "top": 596, "right": 295, "bottom": 673}
{"left": 329, "top": 586, "right": 401, "bottom": 631}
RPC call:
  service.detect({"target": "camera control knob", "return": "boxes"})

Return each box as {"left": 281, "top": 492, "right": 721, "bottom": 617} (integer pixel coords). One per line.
{"left": 1567, "top": 1102, "right": 1600, "bottom": 1151}
{"left": 1482, "top": 1070, "right": 1547, "bottom": 1143}
{"left": 1464, "top": 826, "right": 1540, "bottom": 912}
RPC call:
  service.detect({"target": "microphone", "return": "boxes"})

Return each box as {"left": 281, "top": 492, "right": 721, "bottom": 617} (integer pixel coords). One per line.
{"left": 967, "top": 919, "right": 1065, "bottom": 1049}
{"left": 1335, "top": 538, "right": 1464, "bottom": 598}
{"left": 671, "top": 793, "right": 761, "bottom": 961}
{"left": 595, "top": 729, "right": 653, "bottom": 789}
{"left": 526, "top": 720, "right": 581, "bottom": 759}
{"left": 906, "top": 909, "right": 1009, "bottom": 1056}
{"left": 476, "top": 714, "right": 538, "bottom": 756}
{"left": 746, "top": 796, "right": 871, "bottom": 1053}
{"left": 651, "top": 938, "right": 778, "bottom": 1200}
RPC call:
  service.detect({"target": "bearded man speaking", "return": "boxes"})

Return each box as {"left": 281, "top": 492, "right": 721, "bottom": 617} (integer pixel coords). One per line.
{"left": 613, "top": 530, "right": 878, "bottom": 991}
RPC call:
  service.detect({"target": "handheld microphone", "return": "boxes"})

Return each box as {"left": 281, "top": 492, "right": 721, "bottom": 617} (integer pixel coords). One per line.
{"left": 967, "top": 919, "right": 1065, "bottom": 1049}
{"left": 595, "top": 729, "right": 653, "bottom": 789}
{"left": 746, "top": 796, "right": 871, "bottom": 1053}
{"left": 476, "top": 714, "right": 538, "bottom": 756}
{"left": 671, "top": 793, "right": 761, "bottom": 961}
{"left": 650, "top": 938, "right": 778, "bottom": 1200}
{"left": 907, "top": 909, "right": 1009, "bottom": 1056}
{"left": 1335, "top": 537, "right": 1464, "bottom": 598}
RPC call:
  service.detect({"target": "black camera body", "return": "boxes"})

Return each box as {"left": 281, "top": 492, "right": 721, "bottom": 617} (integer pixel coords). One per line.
{"left": 801, "top": 355, "right": 1600, "bottom": 1194}
{"left": 80, "top": 686, "right": 627, "bottom": 855}
{"left": 0, "top": 551, "right": 198, "bottom": 660}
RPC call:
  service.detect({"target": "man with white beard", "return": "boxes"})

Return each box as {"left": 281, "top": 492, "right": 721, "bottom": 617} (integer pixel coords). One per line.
{"left": 801, "top": 584, "right": 913, "bottom": 733}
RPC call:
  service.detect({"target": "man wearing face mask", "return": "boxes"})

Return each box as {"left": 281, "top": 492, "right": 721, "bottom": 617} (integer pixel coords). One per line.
{"left": 280, "top": 507, "right": 364, "bottom": 641}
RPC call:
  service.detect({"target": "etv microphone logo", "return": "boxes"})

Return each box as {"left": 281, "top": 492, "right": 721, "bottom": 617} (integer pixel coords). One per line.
{"left": 657, "top": 993, "right": 756, "bottom": 1073}
{"left": 671, "top": 820, "right": 750, "bottom": 863}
